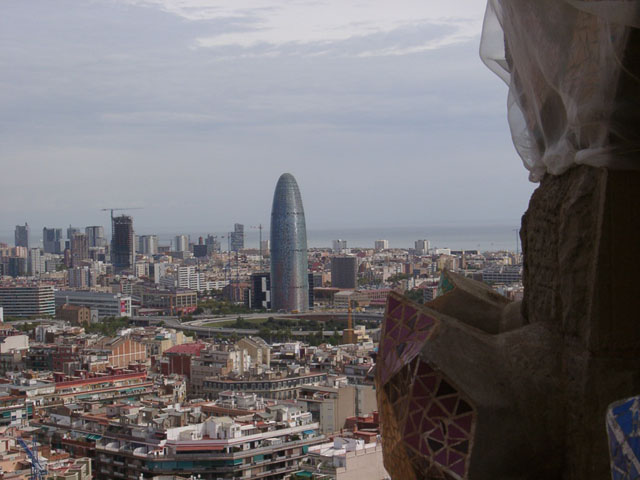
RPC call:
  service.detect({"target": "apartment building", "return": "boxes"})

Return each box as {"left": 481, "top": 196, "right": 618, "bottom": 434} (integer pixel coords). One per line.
{"left": 94, "top": 406, "right": 324, "bottom": 479}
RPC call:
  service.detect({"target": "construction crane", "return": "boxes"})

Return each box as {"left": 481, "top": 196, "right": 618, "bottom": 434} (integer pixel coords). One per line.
{"left": 101, "top": 207, "right": 143, "bottom": 246}
{"left": 343, "top": 300, "right": 355, "bottom": 344}
{"left": 101, "top": 206, "right": 143, "bottom": 222}
{"left": 17, "top": 437, "right": 47, "bottom": 480}
{"left": 101, "top": 207, "right": 143, "bottom": 230}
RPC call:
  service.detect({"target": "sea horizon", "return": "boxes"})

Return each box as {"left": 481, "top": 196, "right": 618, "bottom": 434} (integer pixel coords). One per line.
{"left": 0, "top": 224, "right": 521, "bottom": 253}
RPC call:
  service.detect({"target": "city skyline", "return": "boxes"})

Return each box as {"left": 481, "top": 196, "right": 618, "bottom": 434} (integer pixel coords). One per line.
{"left": 1, "top": 223, "right": 521, "bottom": 253}
{"left": 1, "top": 1, "right": 535, "bottom": 233}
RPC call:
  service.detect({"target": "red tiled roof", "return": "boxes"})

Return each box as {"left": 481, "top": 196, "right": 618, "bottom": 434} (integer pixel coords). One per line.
{"left": 164, "top": 343, "right": 206, "bottom": 355}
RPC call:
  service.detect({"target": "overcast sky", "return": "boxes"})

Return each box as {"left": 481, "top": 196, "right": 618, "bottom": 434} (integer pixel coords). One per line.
{"left": 0, "top": 0, "right": 535, "bottom": 238}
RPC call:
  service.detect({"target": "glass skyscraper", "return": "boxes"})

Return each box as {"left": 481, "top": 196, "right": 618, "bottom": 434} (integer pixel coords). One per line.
{"left": 112, "top": 215, "right": 135, "bottom": 273}
{"left": 270, "top": 173, "right": 309, "bottom": 312}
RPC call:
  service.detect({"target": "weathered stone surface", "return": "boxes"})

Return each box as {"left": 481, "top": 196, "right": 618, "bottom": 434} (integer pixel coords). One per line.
{"left": 428, "top": 270, "right": 515, "bottom": 334}
{"left": 377, "top": 165, "right": 640, "bottom": 479}
{"left": 520, "top": 166, "right": 640, "bottom": 478}
{"left": 520, "top": 165, "right": 604, "bottom": 337}
{"left": 377, "top": 291, "right": 565, "bottom": 480}
{"left": 521, "top": 166, "right": 640, "bottom": 354}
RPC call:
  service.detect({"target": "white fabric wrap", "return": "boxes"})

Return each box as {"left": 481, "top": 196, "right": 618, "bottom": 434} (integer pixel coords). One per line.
{"left": 481, "top": 0, "right": 640, "bottom": 182}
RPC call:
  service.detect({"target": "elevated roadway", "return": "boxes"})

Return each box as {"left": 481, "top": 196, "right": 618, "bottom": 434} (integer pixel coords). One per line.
{"left": 129, "top": 311, "right": 383, "bottom": 338}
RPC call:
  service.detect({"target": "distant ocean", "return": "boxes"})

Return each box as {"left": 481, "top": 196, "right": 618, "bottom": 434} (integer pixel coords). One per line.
{"left": 0, "top": 225, "right": 521, "bottom": 253}
{"left": 158, "top": 225, "right": 521, "bottom": 253}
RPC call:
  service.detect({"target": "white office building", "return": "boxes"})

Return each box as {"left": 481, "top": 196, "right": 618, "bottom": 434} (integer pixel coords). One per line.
{"left": 55, "top": 290, "right": 132, "bottom": 318}
{"left": 68, "top": 266, "right": 98, "bottom": 288}
{"left": 174, "top": 235, "right": 188, "bottom": 253}
{"left": 414, "top": 239, "right": 430, "bottom": 255}
{"left": 333, "top": 239, "right": 348, "bottom": 254}
{"left": 0, "top": 286, "right": 55, "bottom": 317}
{"left": 482, "top": 265, "right": 523, "bottom": 285}
{"left": 28, "top": 248, "right": 45, "bottom": 276}
{"left": 138, "top": 235, "right": 158, "bottom": 255}
{"left": 374, "top": 240, "right": 389, "bottom": 251}
{"left": 85, "top": 226, "right": 107, "bottom": 248}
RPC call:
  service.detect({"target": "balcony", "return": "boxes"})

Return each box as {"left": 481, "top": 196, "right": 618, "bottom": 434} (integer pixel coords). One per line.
{"left": 169, "top": 436, "right": 323, "bottom": 461}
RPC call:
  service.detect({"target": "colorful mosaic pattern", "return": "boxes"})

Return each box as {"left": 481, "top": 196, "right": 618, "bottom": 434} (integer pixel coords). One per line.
{"left": 437, "top": 270, "right": 455, "bottom": 298}
{"left": 377, "top": 359, "right": 422, "bottom": 480}
{"left": 403, "top": 360, "right": 475, "bottom": 479}
{"left": 379, "top": 293, "right": 439, "bottom": 386}
{"left": 607, "top": 396, "right": 640, "bottom": 480}
{"left": 377, "top": 293, "right": 477, "bottom": 480}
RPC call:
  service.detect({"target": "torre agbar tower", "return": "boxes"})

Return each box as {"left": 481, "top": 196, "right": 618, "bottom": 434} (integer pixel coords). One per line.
{"left": 270, "top": 173, "right": 309, "bottom": 312}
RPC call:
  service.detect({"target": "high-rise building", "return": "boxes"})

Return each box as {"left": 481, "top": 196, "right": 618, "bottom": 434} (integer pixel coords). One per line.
{"left": 85, "top": 226, "right": 106, "bottom": 247}
{"left": 14, "top": 223, "right": 29, "bottom": 249}
{"left": 2, "top": 257, "right": 27, "bottom": 278}
{"left": 270, "top": 173, "right": 309, "bottom": 312}
{"left": 415, "top": 239, "right": 430, "bottom": 255}
{"left": 251, "top": 271, "right": 314, "bottom": 310}
{"left": 66, "top": 225, "right": 80, "bottom": 241}
{"left": 64, "top": 226, "right": 80, "bottom": 250}
{"left": 308, "top": 272, "right": 315, "bottom": 310}
{"left": 71, "top": 233, "right": 89, "bottom": 267}
{"left": 230, "top": 223, "right": 245, "bottom": 252}
{"left": 193, "top": 244, "right": 208, "bottom": 258}
{"left": 0, "top": 285, "right": 55, "bottom": 317}
{"left": 68, "top": 266, "right": 96, "bottom": 288}
{"left": 28, "top": 248, "right": 44, "bottom": 276}
{"left": 251, "top": 272, "right": 271, "bottom": 310}
{"left": 332, "top": 239, "right": 347, "bottom": 253}
{"left": 176, "top": 266, "right": 204, "bottom": 291}
{"left": 174, "top": 235, "right": 188, "bottom": 252}
{"left": 205, "top": 234, "right": 221, "bottom": 254}
{"left": 111, "top": 215, "right": 135, "bottom": 273}
{"left": 374, "top": 239, "right": 389, "bottom": 251}
{"left": 331, "top": 256, "right": 358, "bottom": 289}
{"left": 43, "top": 227, "right": 64, "bottom": 254}
{"left": 138, "top": 235, "right": 158, "bottom": 255}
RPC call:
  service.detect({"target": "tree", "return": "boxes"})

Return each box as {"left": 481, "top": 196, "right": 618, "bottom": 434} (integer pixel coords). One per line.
{"left": 405, "top": 289, "right": 424, "bottom": 305}
{"left": 387, "top": 273, "right": 410, "bottom": 284}
{"left": 258, "top": 326, "right": 273, "bottom": 343}
{"left": 283, "top": 328, "right": 292, "bottom": 341}
{"left": 329, "top": 329, "right": 341, "bottom": 345}
{"left": 308, "top": 331, "right": 324, "bottom": 346}
{"left": 85, "top": 316, "right": 130, "bottom": 336}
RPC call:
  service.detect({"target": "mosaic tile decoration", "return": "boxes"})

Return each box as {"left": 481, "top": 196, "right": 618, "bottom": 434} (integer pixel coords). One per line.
{"left": 403, "top": 360, "right": 476, "bottom": 480}
{"left": 437, "top": 270, "right": 455, "bottom": 298}
{"left": 378, "top": 292, "right": 477, "bottom": 480}
{"left": 379, "top": 292, "right": 440, "bottom": 386}
{"left": 607, "top": 395, "right": 640, "bottom": 480}
{"left": 377, "top": 358, "right": 421, "bottom": 480}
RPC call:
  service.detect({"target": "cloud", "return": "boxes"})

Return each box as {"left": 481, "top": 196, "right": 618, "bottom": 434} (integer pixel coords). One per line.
{"left": 100, "top": 111, "right": 226, "bottom": 124}
{"left": 0, "top": 0, "right": 535, "bottom": 238}
{"left": 120, "top": 0, "right": 485, "bottom": 56}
